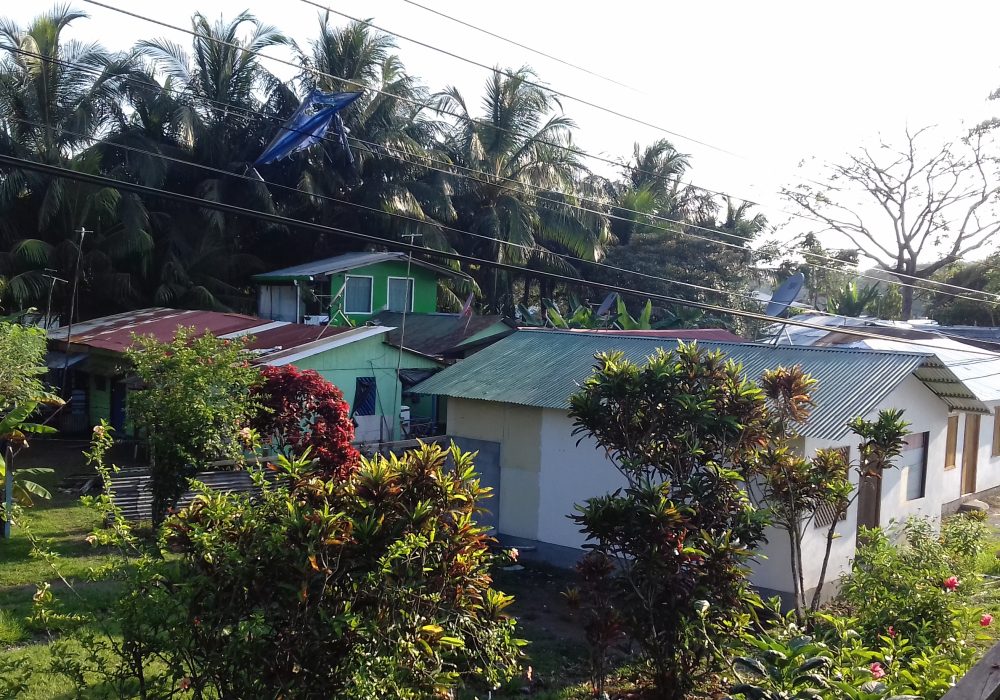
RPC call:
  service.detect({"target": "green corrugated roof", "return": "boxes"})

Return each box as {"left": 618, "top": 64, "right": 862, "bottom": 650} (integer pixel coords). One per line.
{"left": 413, "top": 329, "right": 943, "bottom": 441}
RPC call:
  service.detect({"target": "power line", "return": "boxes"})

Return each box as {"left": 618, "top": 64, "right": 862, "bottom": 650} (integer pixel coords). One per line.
{"left": 76, "top": 1, "right": 796, "bottom": 213}
{"left": 6, "top": 43, "right": 999, "bottom": 304}
{"left": 397, "top": 0, "right": 642, "bottom": 93}
{"left": 295, "top": 0, "right": 742, "bottom": 156}
{"left": 6, "top": 151, "right": 1000, "bottom": 361}
{"left": 18, "top": 114, "right": 1000, "bottom": 356}
{"left": 79, "top": 0, "right": 1000, "bottom": 287}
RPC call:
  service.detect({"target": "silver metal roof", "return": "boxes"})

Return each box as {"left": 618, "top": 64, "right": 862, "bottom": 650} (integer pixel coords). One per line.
{"left": 252, "top": 251, "right": 470, "bottom": 282}
{"left": 415, "top": 329, "right": 980, "bottom": 440}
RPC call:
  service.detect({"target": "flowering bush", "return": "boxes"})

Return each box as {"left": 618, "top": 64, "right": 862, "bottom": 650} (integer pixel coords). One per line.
{"left": 251, "top": 365, "right": 358, "bottom": 478}
{"left": 839, "top": 516, "right": 991, "bottom": 646}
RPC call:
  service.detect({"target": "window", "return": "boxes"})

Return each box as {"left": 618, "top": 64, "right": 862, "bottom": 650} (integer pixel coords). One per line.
{"left": 901, "top": 432, "right": 929, "bottom": 501}
{"left": 993, "top": 409, "right": 1000, "bottom": 457}
{"left": 352, "top": 377, "right": 377, "bottom": 417}
{"left": 945, "top": 415, "right": 959, "bottom": 470}
{"left": 387, "top": 277, "right": 414, "bottom": 312}
{"left": 344, "top": 276, "right": 373, "bottom": 314}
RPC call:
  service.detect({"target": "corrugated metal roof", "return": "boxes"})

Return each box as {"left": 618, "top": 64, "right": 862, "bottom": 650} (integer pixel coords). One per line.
{"left": 252, "top": 251, "right": 471, "bottom": 281}
{"left": 414, "top": 329, "right": 954, "bottom": 440}
{"left": 373, "top": 312, "right": 513, "bottom": 358}
{"left": 49, "top": 307, "right": 375, "bottom": 363}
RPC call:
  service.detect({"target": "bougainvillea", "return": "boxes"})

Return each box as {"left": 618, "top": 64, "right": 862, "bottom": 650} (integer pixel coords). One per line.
{"left": 252, "top": 365, "right": 359, "bottom": 478}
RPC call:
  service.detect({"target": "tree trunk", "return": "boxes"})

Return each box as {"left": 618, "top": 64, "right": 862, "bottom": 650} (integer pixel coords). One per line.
{"left": 900, "top": 282, "right": 914, "bottom": 321}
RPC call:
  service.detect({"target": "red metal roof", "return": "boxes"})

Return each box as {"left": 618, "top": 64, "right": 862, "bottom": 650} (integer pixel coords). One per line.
{"left": 51, "top": 307, "right": 360, "bottom": 357}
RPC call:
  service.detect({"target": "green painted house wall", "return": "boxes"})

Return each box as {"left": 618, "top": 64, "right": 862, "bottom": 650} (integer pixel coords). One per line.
{"left": 276, "top": 335, "right": 441, "bottom": 441}
{"left": 329, "top": 261, "right": 439, "bottom": 323}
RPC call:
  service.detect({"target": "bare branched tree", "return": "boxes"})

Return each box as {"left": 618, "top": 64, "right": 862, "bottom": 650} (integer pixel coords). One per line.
{"left": 782, "top": 127, "right": 1000, "bottom": 319}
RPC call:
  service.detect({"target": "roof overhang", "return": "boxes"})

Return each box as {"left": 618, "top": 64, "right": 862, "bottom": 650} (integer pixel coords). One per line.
{"left": 914, "top": 356, "right": 990, "bottom": 414}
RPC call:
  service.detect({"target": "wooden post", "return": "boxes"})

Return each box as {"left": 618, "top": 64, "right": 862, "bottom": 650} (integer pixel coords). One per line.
{"left": 941, "top": 641, "right": 1000, "bottom": 700}
{"left": 3, "top": 443, "right": 12, "bottom": 540}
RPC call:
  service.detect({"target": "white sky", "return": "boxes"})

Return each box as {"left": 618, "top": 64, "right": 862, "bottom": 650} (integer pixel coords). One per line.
{"left": 8, "top": 0, "right": 1000, "bottom": 256}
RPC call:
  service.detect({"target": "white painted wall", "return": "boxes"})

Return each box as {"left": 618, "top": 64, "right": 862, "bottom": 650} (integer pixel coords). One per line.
{"left": 444, "top": 374, "right": 953, "bottom": 599}
{"left": 537, "top": 409, "right": 629, "bottom": 549}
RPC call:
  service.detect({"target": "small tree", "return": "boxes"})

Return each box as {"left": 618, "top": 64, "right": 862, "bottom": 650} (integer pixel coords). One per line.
{"left": 0, "top": 321, "right": 48, "bottom": 409}
{"left": 127, "top": 328, "right": 261, "bottom": 524}
{"left": 568, "top": 343, "right": 773, "bottom": 699}
{"left": 252, "top": 365, "right": 359, "bottom": 479}
{"left": 755, "top": 366, "right": 908, "bottom": 620}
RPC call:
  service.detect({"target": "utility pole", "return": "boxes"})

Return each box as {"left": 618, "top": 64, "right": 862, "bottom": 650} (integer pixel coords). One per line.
{"left": 61, "top": 227, "right": 89, "bottom": 397}
{"left": 41, "top": 269, "right": 67, "bottom": 330}
{"left": 3, "top": 442, "right": 12, "bottom": 540}
{"left": 393, "top": 234, "right": 422, "bottom": 442}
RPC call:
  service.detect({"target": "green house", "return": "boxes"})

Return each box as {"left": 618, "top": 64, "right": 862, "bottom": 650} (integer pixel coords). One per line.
{"left": 253, "top": 251, "right": 469, "bottom": 324}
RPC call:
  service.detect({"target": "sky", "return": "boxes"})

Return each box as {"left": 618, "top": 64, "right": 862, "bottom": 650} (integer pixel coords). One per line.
{"left": 8, "top": 0, "right": 1000, "bottom": 258}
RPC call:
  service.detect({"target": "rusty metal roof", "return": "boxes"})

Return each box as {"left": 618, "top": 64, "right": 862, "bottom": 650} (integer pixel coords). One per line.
{"left": 48, "top": 307, "right": 381, "bottom": 363}
{"left": 415, "top": 329, "right": 978, "bottom": 440}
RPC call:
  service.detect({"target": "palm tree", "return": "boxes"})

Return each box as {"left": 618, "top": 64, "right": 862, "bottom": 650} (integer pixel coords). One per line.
{"left": 134, "top": 11, "right": 288, "bottom": 309}
{"left": 434, "top": 67, "right": 610, "bottom": 312}
{"left": 0, "top": 6, "right": 151, "bottom": 315}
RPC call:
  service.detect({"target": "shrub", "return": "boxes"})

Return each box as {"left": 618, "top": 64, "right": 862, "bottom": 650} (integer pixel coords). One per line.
{"left": 568, "top": 343, "right": 773, "bottom": 699}
{"left": 839, "top": 518, "right": 978, "bottom": 646}
{"left": 91, "top": 441, "right": 521, "bottom": 699}
{"left": 251, "top": 365, "right": 359, "bottom": 478}
{"left": 942, "top": 512, "right": 992, "bottom": 561}
{"left": 127, "top": 328, "right": 262, "bottom": 523}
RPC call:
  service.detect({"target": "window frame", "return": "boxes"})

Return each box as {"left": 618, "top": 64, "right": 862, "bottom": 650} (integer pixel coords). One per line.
{"left": 386, "top": 276, "right": 415, "bottom": 313}
{"left": 902, "top": 431, "right": 929, "bottom": 501}
{"left": 343, "top": 275, "right": 374, "bottom": 314}
{"left": 993, "top": 409, "right": 1000, "bottom": 458}
{"left": 945, "top": 414, "right": 959, "bottom": 470}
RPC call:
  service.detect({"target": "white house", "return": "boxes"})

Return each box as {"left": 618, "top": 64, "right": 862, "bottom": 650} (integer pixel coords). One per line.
{"left": 415, "top": 329, "right": 990, "bottom": 602}
{"left": 771, "top": 317, "right": 1000, "bottom": 511}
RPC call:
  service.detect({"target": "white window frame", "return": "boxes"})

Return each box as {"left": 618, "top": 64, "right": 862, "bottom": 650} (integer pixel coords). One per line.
{"left": 386, "top": 276, "right": 415, "bottom": 313}
{"left": 344, "top": 275, "right": 374, "bottom": 314}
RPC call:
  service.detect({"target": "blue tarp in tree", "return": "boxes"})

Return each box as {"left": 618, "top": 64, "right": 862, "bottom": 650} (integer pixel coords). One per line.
{"left": 254, "top": 90, "right": 362, "bottom": 167}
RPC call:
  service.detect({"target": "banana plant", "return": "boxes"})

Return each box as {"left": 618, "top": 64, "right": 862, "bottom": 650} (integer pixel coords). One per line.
{"left": 1, "top": 401, "right": 57, "bottom": 506}
{"left": 615, "top": 297, "right": 652, "bottom": 330}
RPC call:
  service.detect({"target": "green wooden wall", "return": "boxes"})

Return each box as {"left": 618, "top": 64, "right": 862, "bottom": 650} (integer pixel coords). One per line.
{"left": 328, "top": 260, "right": 439, "bottom": 323}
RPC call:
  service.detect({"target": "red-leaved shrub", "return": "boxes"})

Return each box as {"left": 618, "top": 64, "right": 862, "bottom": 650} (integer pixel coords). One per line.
{"left": 252, "top": 365, "right": 359, "bottom": 478}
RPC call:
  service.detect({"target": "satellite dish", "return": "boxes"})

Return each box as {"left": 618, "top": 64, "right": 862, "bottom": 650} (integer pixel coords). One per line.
{"left": 765, "top": 272, "right": 805, "bottom": 318}
{"left": 595, "top": 292, "right": 617, "bottom": 317}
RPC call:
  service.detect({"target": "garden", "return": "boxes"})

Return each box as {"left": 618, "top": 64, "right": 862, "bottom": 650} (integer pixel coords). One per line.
{"left": 3, "top": 322, "right": 1000, "bottom": 699}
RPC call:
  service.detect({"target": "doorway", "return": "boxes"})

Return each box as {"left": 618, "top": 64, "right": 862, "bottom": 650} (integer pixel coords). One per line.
{"left": 962, "top": 414, "right": 981, "bottom": 496}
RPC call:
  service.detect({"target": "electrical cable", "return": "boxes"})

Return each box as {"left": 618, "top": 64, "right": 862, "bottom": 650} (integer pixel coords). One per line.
{"left": 18, "top": 113, "right": 1000, "bottom": 356}
{"left": 8, "top": 47, "right": 1000, "bottom": 302}
{"left": 6, "top": 150, "right": 1000, "bottom": 362}
{"left": 397, "top": 0, "right": 642, "bottom": 93}
{"left": 9, "top": 41, "right": 994, "bottom": 305}
{"left": 6, "top": 42, "right": 1000, "bottom": 304}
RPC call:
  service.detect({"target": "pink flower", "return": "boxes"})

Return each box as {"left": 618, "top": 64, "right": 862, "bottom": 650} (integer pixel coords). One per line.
{"left": 944, "top": 576, "right": 960, "bottom": 591}
{"left": 887, "top": 625, "right": 896, "bottom": 638}
{"left": 509, "top": 548, "right": 519, "bottom": 562}
{"left": 870, "top": 662, "right": 886, "bottom": 679}
{"left": 982, "top": 614, "right": 994, "bottom": 627}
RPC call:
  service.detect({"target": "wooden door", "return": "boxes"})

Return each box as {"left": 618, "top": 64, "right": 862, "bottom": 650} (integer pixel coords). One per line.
{"left": 962, "top": 414, "right": 981, "bottom": 495}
